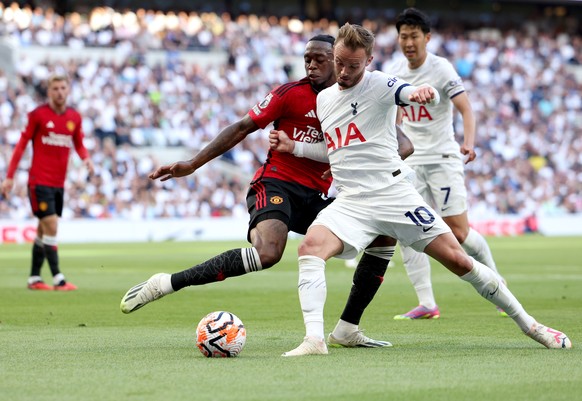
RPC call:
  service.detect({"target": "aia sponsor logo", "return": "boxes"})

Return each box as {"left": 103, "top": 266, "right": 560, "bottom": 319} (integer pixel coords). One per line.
{"left": 401, "top": 105, "right": 433, "bottom": 122}
{"left": 324, "top": 122, "right": 366, "bottom": 151}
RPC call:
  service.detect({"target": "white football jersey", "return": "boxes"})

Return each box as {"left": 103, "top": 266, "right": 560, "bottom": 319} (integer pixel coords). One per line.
{"left": 389, "top": 52, "right": 465, "bottom": 165}
{"left": 317, "top": 70, "right": 413, "bottom": 196}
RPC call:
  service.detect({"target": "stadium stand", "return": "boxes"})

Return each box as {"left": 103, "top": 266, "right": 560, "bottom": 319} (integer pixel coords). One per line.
{"left": 0, "top": 4, "right": 580, "bottom": 221}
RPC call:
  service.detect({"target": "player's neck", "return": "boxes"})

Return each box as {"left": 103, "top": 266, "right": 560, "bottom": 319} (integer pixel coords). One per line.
{"left": 49, "top": 101, "right": 67, "bottom": 114}
{"left": 408, "top": 52, "right": 428, "bottom": 70}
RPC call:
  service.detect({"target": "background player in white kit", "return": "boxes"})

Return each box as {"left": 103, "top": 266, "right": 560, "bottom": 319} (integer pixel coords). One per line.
{"left": 269, "top": 23, "right": 571, "bottom": 356}
{"left": 388, "top": 8, "right": 506, "bottom": 320}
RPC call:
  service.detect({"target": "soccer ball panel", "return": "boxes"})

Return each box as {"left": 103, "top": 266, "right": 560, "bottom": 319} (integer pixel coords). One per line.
{"left": 195, "top": 311, "right": 246, "bottom": 358}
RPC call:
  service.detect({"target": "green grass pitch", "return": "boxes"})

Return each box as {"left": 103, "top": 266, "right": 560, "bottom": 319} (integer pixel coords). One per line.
{"left": 1, "top": 235, "right": 581, "bottom": 401}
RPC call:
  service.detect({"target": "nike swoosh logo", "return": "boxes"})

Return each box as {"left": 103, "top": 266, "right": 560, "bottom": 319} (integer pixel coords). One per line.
{"left": 441, "top": 207, "right": 449, "bottom": 211}
{"left": 422, "top": 225, "right": 434, "bottom": 232}
{"left": 488, "top": 285, "right": 499, "bottom": 297}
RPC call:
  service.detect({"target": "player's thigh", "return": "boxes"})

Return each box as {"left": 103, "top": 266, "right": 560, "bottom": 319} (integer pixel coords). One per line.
{"left": 246, "top": 180, "right": 292, "bottom": 239}
{"left": 310, "top": 200, "right": 378, "bottom": 259}
{"left": 425, "top": 163, "right": 467, "bottom": 217}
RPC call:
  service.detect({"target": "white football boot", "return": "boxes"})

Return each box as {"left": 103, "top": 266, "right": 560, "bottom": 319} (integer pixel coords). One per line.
{"left": 120, "top": 273, "right": 173, "bottom": 314}
{"left": 282, "top": 336, "right": 328, "bottom": 357}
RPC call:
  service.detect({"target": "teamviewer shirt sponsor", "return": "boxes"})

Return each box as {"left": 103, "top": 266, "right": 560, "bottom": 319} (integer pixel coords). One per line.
{"left": 7, "top": 104, "right": 88, "bottom": 188}
{"left": 248, "top": 77, "right": 332, "bottom": 195}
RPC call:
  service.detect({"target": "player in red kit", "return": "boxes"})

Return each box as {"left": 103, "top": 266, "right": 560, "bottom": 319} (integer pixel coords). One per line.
{"left": 121, "top": 35, "right": 411, "bottom": 350}
{"left": 1, "top": 74, "right": 94, "bottom": 291}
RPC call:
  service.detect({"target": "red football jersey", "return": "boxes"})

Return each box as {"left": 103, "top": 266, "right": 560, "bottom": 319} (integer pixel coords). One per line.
{"left": 248, "top": 78, "right": 332, "bottom": 194}
{"left": 6, "top": 104, "right": 89, "bottom": 188}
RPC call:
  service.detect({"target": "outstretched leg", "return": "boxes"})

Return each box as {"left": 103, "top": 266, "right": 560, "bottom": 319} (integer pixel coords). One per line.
{"left": 120, "top": 219, "right": 286, "bottom": 314}
{"left": 424, "top": 233, "right": 571, "bottom": 349}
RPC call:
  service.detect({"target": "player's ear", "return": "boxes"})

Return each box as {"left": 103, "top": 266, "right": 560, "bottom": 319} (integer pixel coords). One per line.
{"left": 426, "top": 32, "right": 431, "bottom": 43}
{"left": 366, "top": 55, "right": 374, "bottom": 67}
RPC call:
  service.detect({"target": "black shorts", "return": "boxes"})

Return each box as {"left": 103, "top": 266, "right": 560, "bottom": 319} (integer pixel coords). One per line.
{"left": 28, "top": 185, "right": 64, "bottom": 218}
{"left": 246, "top": 178, "right": 334, "bottom": 241}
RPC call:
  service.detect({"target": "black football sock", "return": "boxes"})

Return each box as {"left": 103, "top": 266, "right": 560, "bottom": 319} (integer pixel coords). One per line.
{"left": 171, "top": 248, "right": 262, "bottom": 290}
{"left": 340, "top": 252, "right": 389, "bottom": 325}
{"left": 42, "top": 237, "right": 61, "bottom": 278}
{"left": 30, "top": 238, "right": 45, "bottom": 277}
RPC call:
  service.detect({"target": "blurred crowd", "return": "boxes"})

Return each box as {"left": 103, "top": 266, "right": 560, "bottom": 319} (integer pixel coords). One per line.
{"left": 0, "top": 4, "right": 581, "bottom": 220}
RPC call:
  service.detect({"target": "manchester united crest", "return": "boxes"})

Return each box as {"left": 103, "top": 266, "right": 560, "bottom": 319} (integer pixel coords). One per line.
{"left": 270, "top": 196, "right": 283, "bottom": 205}
{"left": 66, "top": 121, "right": 75, "bottom": 132}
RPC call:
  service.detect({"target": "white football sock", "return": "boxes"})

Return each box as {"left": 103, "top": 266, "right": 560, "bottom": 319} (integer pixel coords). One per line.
{"left": 298, "top": 255, "right": 327, "bottom": 340}
{"left": 461, "top": 228, "right": 501, "bottom": 277}
{"left": 159, "top": 273, "right": 175, "bottom": 294}
{"left": 401, "top": 246, "right": 436, "bottom": 309}
{"left": 332, "top": 319, "right": 358, "bottom": 339}
{"left": 460, "top": 258, "right": 535, "bottom": 332}
{"left": 53, "top": 273, "right": 65, "bottom": 285}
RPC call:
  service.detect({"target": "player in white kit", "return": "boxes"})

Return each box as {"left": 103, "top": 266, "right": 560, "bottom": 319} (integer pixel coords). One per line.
{"left": 269, "top": 23, "right": 571, "bottom": 356}
{"left": 388, "top": 8, "right": 506, "bottom": 320}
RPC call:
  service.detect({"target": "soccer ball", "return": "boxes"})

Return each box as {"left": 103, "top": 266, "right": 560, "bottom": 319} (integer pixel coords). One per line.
{"left": 195, "top": 311, "right": 246, "bottom": 358}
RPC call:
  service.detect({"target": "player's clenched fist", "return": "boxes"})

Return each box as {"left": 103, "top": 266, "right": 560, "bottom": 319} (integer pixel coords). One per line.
{"left": 269, "top": 130, "right": 295, "bottom": 153}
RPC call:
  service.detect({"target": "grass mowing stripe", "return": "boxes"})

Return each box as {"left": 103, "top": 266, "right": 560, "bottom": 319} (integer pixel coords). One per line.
{"left": 0, "top": 235, "right": 580, "bottom": 401}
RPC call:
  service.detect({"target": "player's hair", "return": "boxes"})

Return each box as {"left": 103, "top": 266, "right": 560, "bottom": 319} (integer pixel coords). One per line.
{"left": 47, "top": 73, "right": 70, "bottom": 86}
{"left": 395, "top": 8, "right": 431, "bottom": 34}
{"left": 308, "top": 34, "right": 335, "bottom": 46}
{"left": 336, "top": 23, "right": 375, "bottom": 57}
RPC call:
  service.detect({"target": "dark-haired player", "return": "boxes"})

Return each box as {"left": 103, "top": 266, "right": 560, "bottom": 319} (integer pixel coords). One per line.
{"left": 121, "top": 35, "right": 411, "bottom": 351}
{"left": 389, "top": 8, "right": 505, "bottom": 320}
{"left": 2, "top": 74, "right": 94, "bottom": 291}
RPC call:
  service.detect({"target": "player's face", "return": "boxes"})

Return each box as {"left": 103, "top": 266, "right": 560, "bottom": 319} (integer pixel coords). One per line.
{"left": 398, "top": 25, "right": 430, "bottom": 69}
{"left": 333, "top": 41, "right": 372, "bottom": 90}
{"left": 304, "top": 41, "right": 335, "bottom": 91}
{"left": 47, "top": 80, "right": 70, "bottom": 109}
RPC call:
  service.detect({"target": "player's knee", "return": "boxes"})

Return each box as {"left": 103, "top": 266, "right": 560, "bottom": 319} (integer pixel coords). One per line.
{"left": 298, "top": 237, "right": 320, "bottom": 256}
{"left": 255, "top": 246, "right": 283, "bottom": 269}
{"left": 450, "top": 249, "right": 472, "bottom": 274}
{"left": 449, "top": 224, "right": 469, "bottom": 244}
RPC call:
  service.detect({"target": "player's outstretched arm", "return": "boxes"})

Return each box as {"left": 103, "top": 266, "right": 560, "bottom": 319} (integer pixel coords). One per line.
{"left": 401, "top": 83, "right": 440, "bottom": 105}
{"left": 149, "top": 115, "right": 259, "bottom": 181}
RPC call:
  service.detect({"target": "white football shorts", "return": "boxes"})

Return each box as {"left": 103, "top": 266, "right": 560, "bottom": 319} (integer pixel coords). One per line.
{"left": 311, "top": 178, "right": 452, "bottom": 259}
{"left": 410, "top": 161, "right": 467, "bottom": 218}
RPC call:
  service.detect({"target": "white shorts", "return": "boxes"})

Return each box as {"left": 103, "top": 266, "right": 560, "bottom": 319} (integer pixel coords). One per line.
{"left": 311, "top": 179, "right": 451, "bottom": 259}
{"left": 410, "top": 161, "right": 467, "bottom": 217}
